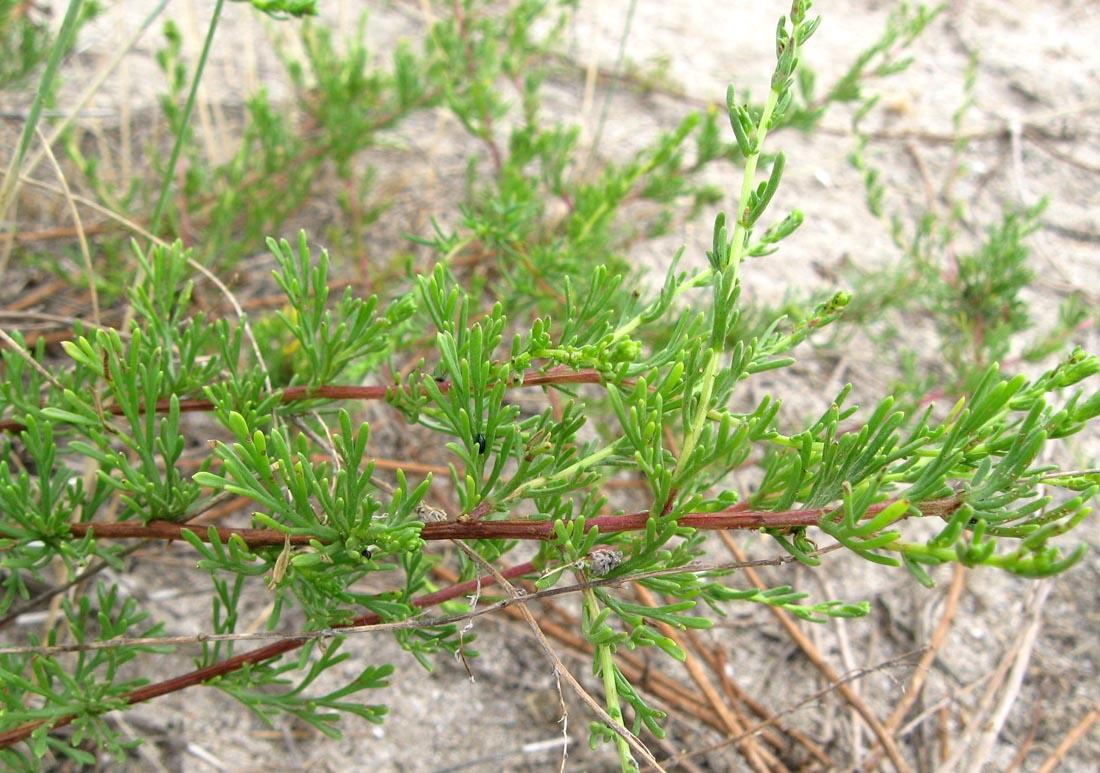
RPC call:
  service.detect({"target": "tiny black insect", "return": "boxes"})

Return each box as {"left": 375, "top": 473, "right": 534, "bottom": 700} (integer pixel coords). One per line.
{"left": 475, "top": 433, "right": 488, "bottom": 454}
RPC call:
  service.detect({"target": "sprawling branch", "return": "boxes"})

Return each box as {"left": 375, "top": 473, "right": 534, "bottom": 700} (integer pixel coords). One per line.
{"left": 0, "top": 560, "right": 537, "bottom": 750}
{"left": 62, "top": 495, "right": 963, "bottom": 548}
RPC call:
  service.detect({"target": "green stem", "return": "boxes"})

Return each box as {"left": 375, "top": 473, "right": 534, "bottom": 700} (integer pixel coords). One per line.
{"left": 729, "top": 69, "right": 784, "bottom": 277}
{"left": 586, "top": 589, "right": 636, "bottom": 771}
{"left": 672, "top": 21, "right": 802, "bottom": 490}
{"left": 673, "top": 348, "right": 719, "bottom": 483}
{"left": 609, "top": 266, "right": 715, "bottom": 345}
{"left": 502, "top": 442, "right": 621, "bottom": 503}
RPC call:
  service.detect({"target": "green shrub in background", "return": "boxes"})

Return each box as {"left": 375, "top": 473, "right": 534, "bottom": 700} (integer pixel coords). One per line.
{"left": 0, "top": 1, "right": 1096, "bottom": 770}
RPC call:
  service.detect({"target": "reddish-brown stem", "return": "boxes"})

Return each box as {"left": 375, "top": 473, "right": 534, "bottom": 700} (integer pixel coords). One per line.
{"left": 61, "top": 495, "right": 962, "bottom": 548}
{"left": 0, "top": 365, "right": 605, "bottom": 434}
{"left": 0, "top": 560, "right": 536, "bottom": 750}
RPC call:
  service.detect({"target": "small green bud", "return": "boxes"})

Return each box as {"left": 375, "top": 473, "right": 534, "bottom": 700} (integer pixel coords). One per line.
{"left": 825, "top": 291, "right": 851, "bottom": 313}
{"left": 775, "top": 18, "right": 791, "bottom": 60}
{"left": 798, "top": 16, "right": 823, "bottom": 44}
{"left": 761, "top": 210, "right": 804, "bottom": 244}
{"left": 1054, "top": 348, "right": 1100, "bottom": 387}
{"left": 610, "top": 337, "right": 642, "bottom": 363}
{"left": 769, "top": 91, "right": 794, "bottom": 128}
{"left": 790, "top": 0, "right": 811, "bottom": 25}
{"left": 726, "top": 86, "right": 757, "bottom": 156}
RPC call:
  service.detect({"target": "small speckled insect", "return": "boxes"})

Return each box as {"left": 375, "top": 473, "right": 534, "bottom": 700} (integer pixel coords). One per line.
{"left": 587, "top": 548, "right": 624, "bottom": 577}
{"left": 416, "top": 503, "right": 449, "bottom": 523}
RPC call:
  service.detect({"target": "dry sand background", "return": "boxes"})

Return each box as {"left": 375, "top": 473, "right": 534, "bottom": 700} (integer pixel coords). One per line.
{"left": 6, "top": 0, "right": 1100, "bottom": 770}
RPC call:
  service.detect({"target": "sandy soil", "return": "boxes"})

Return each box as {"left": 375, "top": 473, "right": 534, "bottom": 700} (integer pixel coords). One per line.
{"left": 6, "top": 0, "right": 1100, "bottom": 770}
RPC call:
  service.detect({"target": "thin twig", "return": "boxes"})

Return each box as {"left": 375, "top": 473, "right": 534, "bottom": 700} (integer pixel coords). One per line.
{"left": 0, "top": 550, "right": 828, "bottom": 657}
{"left": 0, "top": 364, "right": 606, "bottom": 434}
{"left": 0, "top": 491, "right": 238, "bottom": 631}
{"left": 0, "top": 309, "right": 127, "bottom": 335}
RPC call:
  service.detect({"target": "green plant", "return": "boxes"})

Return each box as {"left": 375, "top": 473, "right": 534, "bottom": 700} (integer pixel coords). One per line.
{"left": 1, "top": 1, "right": 1097, "bottom": 771}
{"left": 840, "top": 39, "right": 1092, "bottom": 410}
